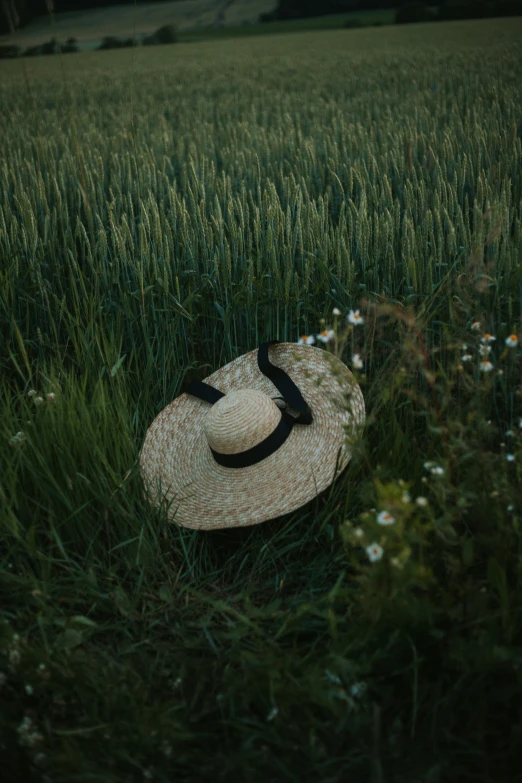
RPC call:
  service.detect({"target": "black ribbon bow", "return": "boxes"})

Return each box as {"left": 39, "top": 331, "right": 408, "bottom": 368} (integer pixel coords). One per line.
{"left": 186, "top": 340, "right": 313, "bottom": 468}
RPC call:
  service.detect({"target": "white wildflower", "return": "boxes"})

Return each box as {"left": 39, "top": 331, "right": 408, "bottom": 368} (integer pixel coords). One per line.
{"left": 415, "top": 496, "right": 428, "bottom": 507}
{"left": 461, "top": 354, "right": 472, "bottom": 362}
{"left": 481, "top": 333, "right": 496, "bottom": 344}
{"left": 506, "top": 454, "right": 515, "bottom": 462}
{"left": 471, "top": 322, "right": 481, "bottom": 331}
{"left": 480, "top": 361, "right": 494, "bottom": 373}
{"left": 298, "top": 334, "right": 316, "bottom": 345}
{"left": 347, "top": 309, "right": 364, "bottom": 326}
{"left": 505, "top": 334, "right": 518, "bottom": 348}
{"left": 377, "top": 510, "right": 395, "bottom": 526}
{"left": 317, "top": 329, "right": 335, "bottom": 344}
{"left": 332, "top": 307, "right": 341, "bottom": 316}
{"left": 46, "top": 393, "right": 56, "bottom": 402}
{"left": 352, "top": 353, "right": 363, "bottom": 370}
{"left": 33, "top": 396, "right": 45, "bottom": 405}
{"left": 424, "top": 461, "right": 444, "bottom": 476}
{"left": 366, "top": 542, "right": 384, "bottom": 563}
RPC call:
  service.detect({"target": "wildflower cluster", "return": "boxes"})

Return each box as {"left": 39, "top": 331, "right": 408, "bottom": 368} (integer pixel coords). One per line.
{"left": 27, "top": 389, "right": 56, "bottom": 404}
{"left": 341, "top": 481, "right": 435, "bottom": 599}
{"left": 458, "top": 323, "right": 519, "bottom": 374}
{"left": 9, "top": 389, "right": 58, "bottom": 448}
{"left": 17, "top": 715, "right": 44, "bottom": 750}
{"left": 297, "top": 307, "right": 366, "bottom": 373}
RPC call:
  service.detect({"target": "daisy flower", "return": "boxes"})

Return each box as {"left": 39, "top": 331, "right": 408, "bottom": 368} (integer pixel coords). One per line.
{"left": 471, "top": 322, "right": 481, "bottom": 331}
{"left": 480, "top": 360, "right": 494, "bottom": 373}
{"left": 365, "top": 542, "right": 384, "bottom": 563}
{"left": 298, "top": 335, "right": 316, "bottom": 345}
{"left": 352, "top": 354, "right": 363, "bottom": 370}
{"left": 505, "top": 334, "right": 518, "bottom": 348}
{"left": 332, "top": 307, "right": 341, "bottom": 316}
{"left": 347, "top": 309, "right": 364, "bottom": 326}
{"left": 377, "top": 510, "right": 395, "bottom": 526}
{"left": 424, "top": 461, "right": 444, "bottom": 476}
{"left": 480, "top": 344, "right": 492, "bottom": 356}
{"left": 317, "top": 329, "right": 335, "bottom": 344}
{"left": 481, "top": 334, "right": 495, "bottom": 344}
{"left": 461, "top": 354, "right": 472, "bottom": 362}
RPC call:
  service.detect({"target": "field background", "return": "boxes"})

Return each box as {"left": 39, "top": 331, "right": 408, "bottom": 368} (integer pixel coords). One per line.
{"left": 1, "top": 0, "right": 277, "bottom": 46}
{"left": 0, "top": 0, "right": 397, "bottom": 48}
{"left": 1, "top": 16, "right": 522, "bottom": 783}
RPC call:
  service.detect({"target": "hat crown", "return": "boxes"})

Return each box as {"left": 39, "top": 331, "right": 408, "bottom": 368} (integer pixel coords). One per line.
{"left": 203, "top": 389, "right": 281, "bottom": 455}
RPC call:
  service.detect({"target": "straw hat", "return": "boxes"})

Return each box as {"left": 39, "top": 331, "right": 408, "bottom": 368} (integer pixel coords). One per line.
{"left": 140, "top": 341, "right": 365, "bottom": 530}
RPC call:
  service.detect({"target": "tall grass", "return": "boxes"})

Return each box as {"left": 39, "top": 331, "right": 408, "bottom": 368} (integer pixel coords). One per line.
{"left": 1, "top": 21, "right": 522, "bottom": 783}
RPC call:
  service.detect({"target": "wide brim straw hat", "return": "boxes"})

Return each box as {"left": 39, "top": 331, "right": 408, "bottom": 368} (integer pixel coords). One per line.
{"left": 140, "top": 341, "right": 365, "bottom": 530}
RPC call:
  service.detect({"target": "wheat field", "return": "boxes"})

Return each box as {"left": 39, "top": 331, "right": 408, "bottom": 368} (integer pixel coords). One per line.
{"left": 1, "top": 19, "right": 522, "bottom": 783}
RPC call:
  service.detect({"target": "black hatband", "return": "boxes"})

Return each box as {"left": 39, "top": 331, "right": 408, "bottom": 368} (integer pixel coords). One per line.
{"left": 186, "top": 341, "right": 313, "bottom": 469}
{"left": 210, "top": 413, "right": 293, "bottom": 468}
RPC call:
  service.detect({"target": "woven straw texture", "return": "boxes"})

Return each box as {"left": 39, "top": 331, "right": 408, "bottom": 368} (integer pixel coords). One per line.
{"left": 139, "top": 344, "right": 365, "bottom": 530}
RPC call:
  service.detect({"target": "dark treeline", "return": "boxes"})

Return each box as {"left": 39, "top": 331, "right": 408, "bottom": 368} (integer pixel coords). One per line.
{"left": 265, "top": 0, "right": 521, "bottom": 20}
{"left": 278, "top": 0, "right": 397, "bottom": 17}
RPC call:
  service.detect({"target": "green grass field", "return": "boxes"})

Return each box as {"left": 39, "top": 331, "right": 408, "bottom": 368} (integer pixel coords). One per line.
{"left": 1, "top": 19, "right": 522, "bottom": 783}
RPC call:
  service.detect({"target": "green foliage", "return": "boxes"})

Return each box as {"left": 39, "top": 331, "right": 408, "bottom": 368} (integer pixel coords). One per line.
{"left": 154, "top": 23, "right": 178, "bottom": 44}
{"left": 143, "top": 24, "right": 178, "bottom": 47}
{"left": 1, "top": 21, "right": 522, "bottom": 783}
{"left": 98, "top": 35, "right": 135, "bottom": 50}
{"left": 0, "top": 44, "right": 20, "bottom": 59}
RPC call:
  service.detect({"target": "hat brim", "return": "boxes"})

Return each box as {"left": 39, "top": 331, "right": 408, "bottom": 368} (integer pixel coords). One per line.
{"left": 139, "top": 344, "right": 365, "bottom": 530}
